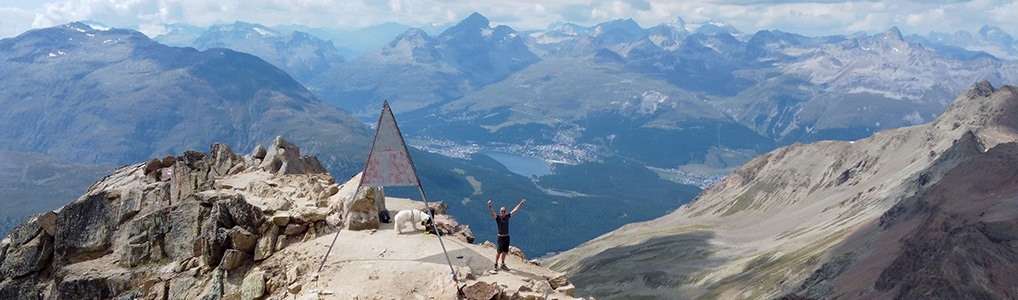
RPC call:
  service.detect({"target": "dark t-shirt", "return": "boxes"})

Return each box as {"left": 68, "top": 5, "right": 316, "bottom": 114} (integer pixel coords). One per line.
{"left": 496, "top": 213, "right": 512, "bottom": 235}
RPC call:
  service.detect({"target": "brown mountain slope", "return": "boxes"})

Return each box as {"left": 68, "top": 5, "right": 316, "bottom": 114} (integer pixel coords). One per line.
{"left": 547, "top": 82, "right": 1018, "bottom": 299}
{"left": 795, "top": 141, "right": 1018, "bottom": 299}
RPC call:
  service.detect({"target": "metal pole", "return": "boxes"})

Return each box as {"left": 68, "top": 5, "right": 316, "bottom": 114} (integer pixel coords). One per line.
{"left": 418, "top": 183, "right": 459, "bottom": 284}
{"left": 318, "top": 183, "right": 362, "bottom": 273}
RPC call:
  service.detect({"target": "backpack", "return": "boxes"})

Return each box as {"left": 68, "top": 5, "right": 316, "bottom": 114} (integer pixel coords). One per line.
{"left": 378, "top": 209, "right": 391, "bottom": 223}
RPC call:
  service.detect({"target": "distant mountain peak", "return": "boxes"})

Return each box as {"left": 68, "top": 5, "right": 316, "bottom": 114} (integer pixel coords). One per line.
{"left": 551, "top": 23, "right": 588, "bottom": 35}
{"left": 693, "top": 19, "right": 745, "bottom": 40}
{"left": 594, "top": 18, "right": 643, "bottom": 33}
{"left": 390, "top": 27, "right": 435, "bottom": 45}
{"left": 210, "top": 21, "right": 279, "bottom": 37}
{"left": 438, "top": 12, "right": 494, "bottom": 40}
{"left": 459, "top": 12, "right": 491, "bottom": 29}
{"left": 978, "top": 25, "right": 1014, "bottom": 44}
{"left": 60, "top": 22, "right": 95, "bottom": 33}
{"left": 668, "top": 16, "right": 687, "bottom": 29}
{"left": 882, "top": 26, "right": 904, "bottom": 41}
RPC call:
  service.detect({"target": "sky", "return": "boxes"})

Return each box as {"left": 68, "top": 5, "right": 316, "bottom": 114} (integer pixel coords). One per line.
{"left": 1, "top": 0, "right": 1017, "bottom": 39}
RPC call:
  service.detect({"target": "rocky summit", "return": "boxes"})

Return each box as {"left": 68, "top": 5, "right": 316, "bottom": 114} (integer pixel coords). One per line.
{"left": 0, "top": 136, "right": 580, "bottom": 300}
{"left": 548, "top": 82, "right": 1018, "bottom": 299}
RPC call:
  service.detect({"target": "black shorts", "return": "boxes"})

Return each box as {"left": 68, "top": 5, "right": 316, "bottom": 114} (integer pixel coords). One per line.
{"left": 497, "top": 235, "right": 510, "bottom": 253}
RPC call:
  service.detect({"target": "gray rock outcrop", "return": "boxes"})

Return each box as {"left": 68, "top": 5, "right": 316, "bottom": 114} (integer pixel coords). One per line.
{"left": 344, "top": 186, "right": 383, "bottom": 230}
{"left": 0, "top": 138, "right": 341, "bottom": 300}
{"left": 259, "top": 136, "right": 327, "bottom": 175}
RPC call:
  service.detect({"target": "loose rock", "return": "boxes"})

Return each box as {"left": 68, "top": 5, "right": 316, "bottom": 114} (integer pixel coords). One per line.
{"left": 241, "top": 268, "right": 266, "bottom": 300}
{"left": 462, "top": 281, "right": 499, "bottom": 300}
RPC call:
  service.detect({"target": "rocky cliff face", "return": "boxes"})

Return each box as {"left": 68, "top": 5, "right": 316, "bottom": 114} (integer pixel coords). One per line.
{"left": 548, "top": 82, "right": 1018, "bottom": 299}
{"left": 0, "top": 137, "right": 580, "bottom": 300}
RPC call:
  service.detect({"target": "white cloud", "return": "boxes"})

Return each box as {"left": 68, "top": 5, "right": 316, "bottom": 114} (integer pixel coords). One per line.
{"left": 0, "top": 0, "right": 1015, "bottom": 39}
{"left": 0, "top": 7, "right": 36, "bottom": 38}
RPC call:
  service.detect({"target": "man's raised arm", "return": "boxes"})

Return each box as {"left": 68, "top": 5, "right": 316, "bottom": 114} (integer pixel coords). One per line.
{"left": 510, "top": 199, "right": 526, "bottom": 215}
{"left": 488, "top": 200, "right": 497, "bottom": 219}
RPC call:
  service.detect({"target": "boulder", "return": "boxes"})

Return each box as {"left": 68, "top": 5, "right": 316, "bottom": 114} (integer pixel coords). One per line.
{"left": 462, "top": 281, "right": 499, "bottom": 300}
{"left": 291, "top": 207, "right": 330, "bottom": 223}
{"left": 251, "top": 145, "right": 267, "bottom": 160}
{"left": 556, "top": 284, "right": 575, "bottom": 297}
{"left": 5, "top": 216, "right": 42, "bottom": 247}
{"left": 144, "top": 158, "right": 163, "bottom": 176}
{"left": 547, "top": 273, "right": 569, "bottom": 289}
{"left": 344, "top": 186, "right": 382, "bottom": 231}
{"left": 203, "top": 195, "right": 265, "bottom": 267}
{"left": 210, "top": 143, "right": 241, "bottom": 177}
{"left": 287, "top": 282, "right": 302, "bottom": 294}
{"left": 201, "top": 225, "right": 229, "bottom": 268}
{"left": 228, "top": 163, "right": 247, "bottom": 175}
{"left": 164, "top": 201, "right": 208, "bottom": 261}
{"left": 276, "top": 235, "right": 290, "bottom": 251}
{"left": 261, "top": 156, "right": 283, "bottom": 174}
{"left": 271, "top": 213, "right": 291, "bottom": 226}
{"left": 260, "top": 136, "right": 327, "bottom": 175}
{"left": 216, "top": 194, "right": 266, "bottom": 233}
{"left": 170, "top": 151, "right": 212, "bottom": 203}
{"left": 228, "top": 227, "right": 257, "bottom": 253}
{"left": 117, "top": 190, "right": 142, "bottom": 224}
{"left": 219, "top": 249, "right": 248, "bottom": 271}
{"left": 286, "top": 267, "right": 301, "bottom": 284}
{"left": 253, "top": 226, "right": 279, "bottom": 261}
{"left": 55, "top": 192, "right": 116, "bottom": 264}
{"left": 0, "top": 233, "right": 53, "bottom": 278}
{"left": 122, "top": 210, "right": 171, "bottom": 267}
{"left": 284, "top": 224, "right": 307, "bottom": 236}
{"left": 241, "top": 268, "right": 266, "bottom": 300}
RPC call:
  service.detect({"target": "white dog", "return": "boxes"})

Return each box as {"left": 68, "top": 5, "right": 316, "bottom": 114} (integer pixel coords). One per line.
{"left": 393, "top": 209, "right": 432, "bottom": 234}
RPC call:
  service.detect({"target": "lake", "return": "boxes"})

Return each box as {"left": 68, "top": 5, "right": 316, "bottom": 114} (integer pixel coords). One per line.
{"left": 480, "top": 151, "right": 552, "bottom": 177}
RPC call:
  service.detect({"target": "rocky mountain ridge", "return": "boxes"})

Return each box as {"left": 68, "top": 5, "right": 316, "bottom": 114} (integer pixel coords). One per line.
{"left": 547, "top": 82, "right": 1018, "bottom": 299}
{"left": 0, "top": 137, "right": 580, "bottom": 299}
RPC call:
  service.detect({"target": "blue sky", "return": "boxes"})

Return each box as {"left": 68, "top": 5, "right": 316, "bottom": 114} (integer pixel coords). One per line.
{"left": 1, "top": 0, "right": 1017, "bottom": 39}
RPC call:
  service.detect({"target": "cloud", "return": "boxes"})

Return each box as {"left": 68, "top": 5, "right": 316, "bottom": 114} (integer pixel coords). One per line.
{"left": 0, "top": 0, "right": 1015, "bottom": 39}
{"left": 0, "top": 7, "right": 36, "bottom": 38}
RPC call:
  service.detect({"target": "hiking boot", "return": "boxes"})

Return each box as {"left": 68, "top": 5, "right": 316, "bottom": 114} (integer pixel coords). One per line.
{"left": 500, "top": 264, "right": 510, "bottom": 271}
{"left": 494, "top": 263, "right": 499, "bottom": 271}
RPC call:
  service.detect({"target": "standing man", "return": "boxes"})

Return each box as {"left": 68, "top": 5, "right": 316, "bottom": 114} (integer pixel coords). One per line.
{"left": 488, "top": 198, "right": 525, "bottom": 271}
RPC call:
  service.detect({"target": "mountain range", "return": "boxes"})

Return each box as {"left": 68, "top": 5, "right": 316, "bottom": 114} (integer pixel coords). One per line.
{"left": 4, "top": 13, "right": 1018, "bottom": 283}
{"left": 548, "top": 82, "right": 1018, "bottom": 299}
{"left": 309, "top": 14, "right": 1018, "bottom": 170}
{"left": 155, "top": 22, "right": 345, "bottom": 84}
{"left": 157, "top": 14, "right": 1018, "bottom": 173}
